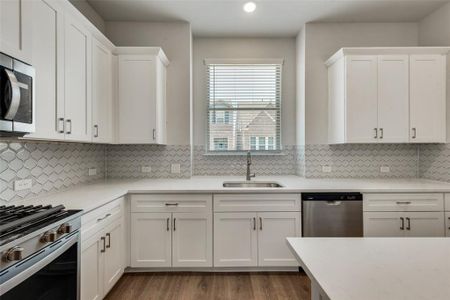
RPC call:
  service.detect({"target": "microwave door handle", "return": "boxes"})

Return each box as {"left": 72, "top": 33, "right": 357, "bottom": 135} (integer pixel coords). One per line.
{"left": 3, "top": 69, "right": 21, "bottom": 120}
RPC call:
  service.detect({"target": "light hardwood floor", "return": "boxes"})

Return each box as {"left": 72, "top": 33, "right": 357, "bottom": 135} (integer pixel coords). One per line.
{"left": 105, "top": 272, "right": 311, "bottom": 300}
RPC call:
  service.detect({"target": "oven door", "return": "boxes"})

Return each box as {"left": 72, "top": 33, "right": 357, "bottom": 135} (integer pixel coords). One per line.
{"left": 0, "top": 232, "right": 80, "bottom": 300}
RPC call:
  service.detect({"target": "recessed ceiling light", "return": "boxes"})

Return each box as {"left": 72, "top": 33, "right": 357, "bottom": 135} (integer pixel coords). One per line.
{"left": 243, "top": 2, "right": 256, "bottom": 13}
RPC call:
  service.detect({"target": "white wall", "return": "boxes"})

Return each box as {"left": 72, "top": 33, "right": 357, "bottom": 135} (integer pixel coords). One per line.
{"left": 106, "top": 22, "right": 192, "bottom": 145}
{"left": 303, "top": 22, "right": 419, "bottom": 144}
{"left": 69, "top": 0, "right": 105, "bottom": 33}
{"left": 193, "top": 38, "right": 297, "bottom": 146}
{"left": 419, "top": 3, "right": 450, "bottom": 142}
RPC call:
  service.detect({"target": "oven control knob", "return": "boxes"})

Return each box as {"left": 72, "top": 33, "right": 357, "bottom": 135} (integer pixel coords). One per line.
{"left": 41, "top": 230, "right": 58, "bottom": 243}
{"left": 58, "top": 223, "right": 72, "bottom": 234}
{"left": 3, "top": 246, "right": 24, "bottom": 262}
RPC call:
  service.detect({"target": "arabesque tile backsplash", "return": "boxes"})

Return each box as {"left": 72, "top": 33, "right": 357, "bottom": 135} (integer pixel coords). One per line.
{"left": 1, "top": 140, "right": 449, "bottom": 203}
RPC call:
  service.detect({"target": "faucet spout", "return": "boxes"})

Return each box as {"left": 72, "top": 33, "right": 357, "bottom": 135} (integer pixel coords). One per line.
{"left": 246, "top": 151, "right": 256, "bottom": 181}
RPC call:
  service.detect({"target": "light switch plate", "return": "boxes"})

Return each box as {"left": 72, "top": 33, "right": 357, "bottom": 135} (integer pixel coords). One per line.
{"left": 88, "top": 168, "right": 97, "bottom": 176}
{"left": 380, "top": 166, "right": 390, "bottom": 173}
{"left": 141, "top": 166, "right": 152, "bottom": 173}
{"left": 14, "top": 179, "right": 33, "bottom": 191}
{"left": 171, "top": 164, "right": 181, "bottom": 174}
{"left": 322, "top": 165, "right": 332, "bottom": 173}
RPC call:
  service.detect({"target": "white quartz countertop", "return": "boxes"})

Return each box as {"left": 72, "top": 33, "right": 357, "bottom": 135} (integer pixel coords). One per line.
{"left": 287, "top": 237, "right": 450, "bottom": 300}
{"left": 10, "top": 176, "right": 450, "bottom": 213}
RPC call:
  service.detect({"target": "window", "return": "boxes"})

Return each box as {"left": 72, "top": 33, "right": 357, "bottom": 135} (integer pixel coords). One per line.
{"left": 207, "top": 61, "right": 282, "bottom": 152}
{"left": 213, "top": 138, "right": 228, "bottom": 150}
{"left": 250, "top": 136, "right": 275, "bottom": 150}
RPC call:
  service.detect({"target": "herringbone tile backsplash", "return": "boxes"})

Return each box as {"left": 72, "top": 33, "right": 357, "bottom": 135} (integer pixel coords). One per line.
{"left": 0, "top": 141, "right": 105, "bottom": 202}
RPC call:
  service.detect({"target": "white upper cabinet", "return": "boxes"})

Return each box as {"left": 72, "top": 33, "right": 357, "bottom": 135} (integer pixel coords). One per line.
{"left": 327, "top": 48, "right": 448, "bottom": 144}
{"left": 377, "top": 55, "right": 409, "bottom": 143}
{"left": 92, "top": 38, "right": 113, "bottom": 143}
{"left": 117, "top": 48, "right": 169, "bottom": 144}
{"left": 409, "top": 54, "right": 447, "bottom": 143}
{"left": 64, "top": 13, "right": 92, "bottom": 142}
{"left": 0, "top": 0, "right": 33, "bottom": 63}
{"left": 345, "top": 55, "right": 378, "bottom": 143}
{"left": 26, "top": 0, "right": 65, "bottom": 141}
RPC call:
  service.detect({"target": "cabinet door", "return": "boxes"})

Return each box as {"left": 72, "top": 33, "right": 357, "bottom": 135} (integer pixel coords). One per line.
{"left": 345, "top": 55, "right": 378, "bottom": 143}
{"left": 155, "top": 58, "right": 167, "bottom": 144}
{"left": 405, "top": 212, "right": 445, "bottom": 237}
{"left": 214, "top": 212, "right": 258, "bottom": 267}
{"left": 92, "top": 38, "right": 112, "bottom": 143}
{"left": 377, "top": 55, "right": 409, "bottom": 143}
{"left": 64, "top": 14, "right": 92, "bottom": 141}
{"left": 81, "top": 234, "right": 103, "bottom": 300}
{"left": 103, "top": 219, "right": 124, "bottom": 294}
{"left": 26, "top": 0, "right": 64, "bottom": 140}
{"left": 172, "top": 213, "right": 212, "bottom": 267}
{"left": 257, "top": 212, "right": 301, "bottom": 267}
{"left": 0, "top": 0, "right": 32, "bottom": 63}
{"left": 364, "top": 212, "right": 405, "bottom": 237}
{"left": 118, "top": 55, "right": 157, "bottom": 144}
{"left": 410, "top": 55, "right": 446, "bottom": 143}
{"left": 130, "top": 213, "right": 171, "bottom": 267}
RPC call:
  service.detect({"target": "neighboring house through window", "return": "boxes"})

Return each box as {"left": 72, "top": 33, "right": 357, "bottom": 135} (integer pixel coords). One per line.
{"left": 206, "top": 60, "right": 282, "bottom": 152}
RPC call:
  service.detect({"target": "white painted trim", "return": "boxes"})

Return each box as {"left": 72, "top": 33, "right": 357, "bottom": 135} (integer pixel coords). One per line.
{"left": 204, "top": 58, "right": 284, "bottom": 65}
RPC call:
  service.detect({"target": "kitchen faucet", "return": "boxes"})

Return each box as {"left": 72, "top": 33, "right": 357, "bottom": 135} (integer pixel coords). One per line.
{"left": 246, "top": 151, "right": 256, "bottom": 181}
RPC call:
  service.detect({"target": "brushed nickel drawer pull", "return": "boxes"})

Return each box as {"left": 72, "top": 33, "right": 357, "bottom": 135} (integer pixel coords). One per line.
{"left": 400, "top": 217, "right": 405, "bottom": 230}
{"left": 106, "top": 233, "right": 111, "bottom": 248}
{"left": 166, "top": 218, "right": 170, "bottom": 231}
{"left": 165, "top": 203, "right": 179, "bottom": 206}
{"left": 101, "top": 236, "right": 106, "bottom": 253}
{"left": 396, "top": 201, "right": 411, "bottom": 205}
{"left": 406, "top": 217, "right": 411, "bottom": 230}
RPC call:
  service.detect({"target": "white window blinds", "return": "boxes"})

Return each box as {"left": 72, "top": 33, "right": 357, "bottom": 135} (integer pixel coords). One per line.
{"left": 207, "top": 62, "right": 282, "bottom": 152}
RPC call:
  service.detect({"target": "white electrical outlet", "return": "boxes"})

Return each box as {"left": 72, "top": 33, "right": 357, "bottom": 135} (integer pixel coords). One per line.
{"left": 380, "top": 166, "right": 390, "bottom": 173}
{"left": 322, "top": 165, "right": 332, "bottom": 173}
{"left": 14, "top": 179, "right": 33, "bottom": 191}
{"left": 171, "top": 164, "right": 181, "bottom": 174}
{"left": 141, "top": 166, "right": 152, "bottom": 173}
{"left": 88, "top": 168, "right": 97, "bottom": 176}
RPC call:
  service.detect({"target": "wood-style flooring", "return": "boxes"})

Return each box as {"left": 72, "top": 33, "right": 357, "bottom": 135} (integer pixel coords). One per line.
{"left": 105, "top": 272, "right": 311, "bottom": 300}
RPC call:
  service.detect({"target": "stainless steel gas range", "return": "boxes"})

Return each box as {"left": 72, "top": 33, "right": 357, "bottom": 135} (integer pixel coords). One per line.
{"left": 0, "top": 204, "right": 82, "bottom": 299}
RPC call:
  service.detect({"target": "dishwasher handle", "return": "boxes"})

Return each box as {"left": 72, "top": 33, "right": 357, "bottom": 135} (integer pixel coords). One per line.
{"left": 326, "top": 200, "right": 342, "bottom": 206}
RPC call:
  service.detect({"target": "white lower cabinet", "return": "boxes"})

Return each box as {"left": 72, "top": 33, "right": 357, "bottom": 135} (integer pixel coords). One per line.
{"left": 81, "top": 217, "right": 124, "bottom": 300}
{"left": 130, "top": 212, "right": 213, "bottom": 268}
{"left": 81, "top": 233, "right": 103, "bottom": 300}
{"left": 130, "top": 212, "right": 172, "bottom": 268}
{"left": 81, "top": 198, "right": 125, "bottom": 300}
{"left": 364, "top": 211, "right": 445, "bottom": 237}
{"left": 213, "top": 212, "right": 301, "bottom": 267}
{"left": 214, "top": 212, "right": 258, "bottom": 267}
{"left": 172, "top": 213, "right": 212, "bottom": 267}
{"left": 258, "top": 212, "right": 301, "bottom": 266}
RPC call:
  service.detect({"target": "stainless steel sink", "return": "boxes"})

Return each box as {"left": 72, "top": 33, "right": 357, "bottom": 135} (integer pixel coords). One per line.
{"left": 222, "top": 181, "right": 283, "bottom": 188}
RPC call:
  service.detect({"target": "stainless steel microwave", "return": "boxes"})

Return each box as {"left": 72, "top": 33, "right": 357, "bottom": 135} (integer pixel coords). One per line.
{"left": 0, "top": 52, "right": 35, "bottom": 136}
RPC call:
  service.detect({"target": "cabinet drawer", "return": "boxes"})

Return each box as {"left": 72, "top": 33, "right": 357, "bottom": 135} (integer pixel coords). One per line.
{"left": 213, "top": 194, "right": 301, "bottom": 212}
{"left": 130, "top": 194, "right": 212, "bottom": 213}
{"left": 445, "top": 194, "right": 450, "bottom": 211}
{"left": 363, "top": 193, "right": 444, "bottom": 212}
{"left": 446, "top": 212, "right": 450, "bottom": 237}
{"left": 81, "top": 197, "right": 124, "bottom": 241}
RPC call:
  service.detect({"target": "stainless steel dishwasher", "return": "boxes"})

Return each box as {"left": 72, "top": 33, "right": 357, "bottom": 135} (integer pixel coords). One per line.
{"left": 302, "top": 193, "right": 363, "bottom": 237}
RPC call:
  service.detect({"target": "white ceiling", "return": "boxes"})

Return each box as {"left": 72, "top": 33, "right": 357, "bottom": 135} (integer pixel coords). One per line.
{"left": 87, "top": 0, "right": 449, "bottom": 37}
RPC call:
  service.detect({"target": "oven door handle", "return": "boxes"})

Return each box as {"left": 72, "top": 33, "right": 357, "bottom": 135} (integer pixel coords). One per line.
{"left": 0, "top": 233, "right": 78, "bottom": 296}
{"left": 3, "top": 69, "right": 21, "bottom": 120}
